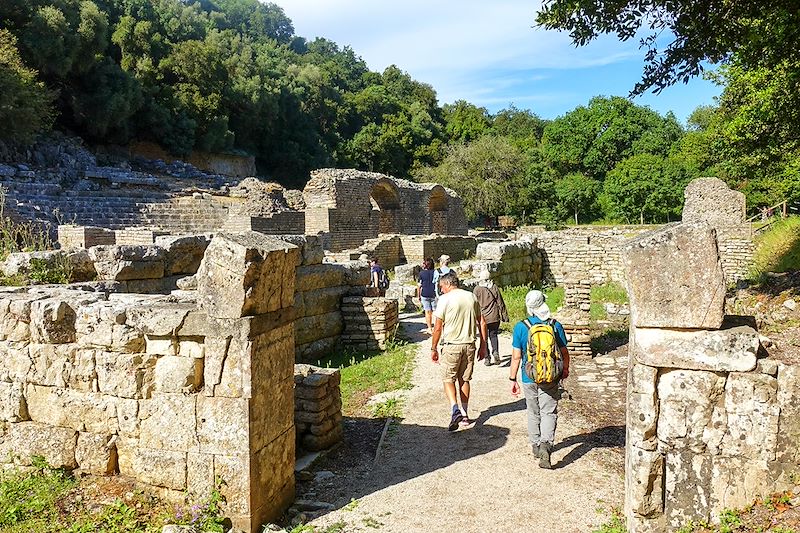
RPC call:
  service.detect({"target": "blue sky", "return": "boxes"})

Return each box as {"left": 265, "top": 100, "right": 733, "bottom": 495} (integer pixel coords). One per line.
{"left": 277, "top": 0, "right": 722, "bottom": 125}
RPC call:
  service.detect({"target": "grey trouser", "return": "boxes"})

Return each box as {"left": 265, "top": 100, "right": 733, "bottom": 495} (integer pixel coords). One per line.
{"left": 487, "top": 321, "right": 500, "bottom": 360}
{"left": 522, "top": 380, "right": 559, "bottom": 445}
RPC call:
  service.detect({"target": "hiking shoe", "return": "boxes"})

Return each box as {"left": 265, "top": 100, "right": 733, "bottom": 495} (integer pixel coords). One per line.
{"left": 484, "top": 357, "right": 493, "bottom": 366}
{"left": 448, "top": 410, "right": 464, "bottom": 431}
{"left": 459, "top": 416, "right": 473, "bottom": 429}
{"left": 532, "top": 443, "right": 541, "bottom": 457}
{"left": 539, "top": 443, "right": 552, "bottom": 469}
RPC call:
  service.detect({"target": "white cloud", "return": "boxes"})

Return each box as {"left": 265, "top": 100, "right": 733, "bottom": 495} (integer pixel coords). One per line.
{"left": 276, "top": 0, "right": 720, "bottom": 119}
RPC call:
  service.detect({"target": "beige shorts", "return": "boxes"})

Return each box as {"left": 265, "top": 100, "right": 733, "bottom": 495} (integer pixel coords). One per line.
{"left": 440, "top": 343, "right": 476, "bottom": 383}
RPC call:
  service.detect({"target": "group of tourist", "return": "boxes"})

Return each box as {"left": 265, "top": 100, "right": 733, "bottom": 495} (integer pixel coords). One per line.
{"left": 367, "top": 253, "right": 571, "bottom": 468}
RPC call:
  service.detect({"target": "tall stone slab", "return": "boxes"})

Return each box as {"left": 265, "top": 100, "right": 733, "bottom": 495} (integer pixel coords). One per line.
{"left": 622, "top": 221, "right": 725, "bottom": 329}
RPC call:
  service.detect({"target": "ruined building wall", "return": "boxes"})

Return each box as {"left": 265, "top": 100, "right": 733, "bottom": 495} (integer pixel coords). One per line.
{"left": 464, "top": 240, "right": 543, "bottom": 288}
{"left": 294, "top": 365, "right": 343, "bottom": 452}
{"left": 303, "top": 169, "right": 468, "bottom": 253}
{"left": 0, "top": 232, "right": 300, "bottom": 533}
{"left": 622, "top": 221, "right": 799, "bottom": 532}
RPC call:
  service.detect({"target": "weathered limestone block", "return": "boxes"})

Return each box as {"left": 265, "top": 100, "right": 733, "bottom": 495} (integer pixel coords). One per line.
{"left": 664, "top": 451, "right": 712, "bottom": 527}
{"left": 625, "top": 446, "right": 664, "bottom": 518}
{"left": 30, "top": 298, "right": 77, "bottom": 344}
{"left": 196, "top": 396, "right": 250, "bottom": 454}
{"left": 25, "top": 385, "right": 119, "bottom": 434}
{"left": 776, "top": 364, "right": 800, "bottom": 465}
{"left": 246, "top": 428, "right": 295, "bottom": 529}
{"left": 632, "top": 326, "right": 758, "bottom": 371}
{"left": 89, "top": 245, "right": 166, "bottom": 281}
{"left": 155, "top": 234, "right": 212, "bottom": 275}
{"left": 298, "top": 287, "right": 346, "bottom": 317}
{"left": 155, "top": 355, "right": 203, "bottom": 392}
{"left": 393, "top": 263, "right": 420, "bottom": 284}
{"left": 295, "top": 264, "right": 346, "bottom": 292}
{"left": 95, "top": 351, "right": 157, "bottom": 399}
{"left": 126, "top": 301, "right": 193, "bottom": 336}
{"left": 275, "top": 234, "right": 324, "bottom": 266}
{"left": 475, "top": 240, "right": 535, "bottom": 261}
{"left": 145, "top": 335, "right": 176, "bottom": 356}
{"left": 302, "top": 425, "right": 343, "bottom": 451}
{"left": 721, "top": 372, "right": 779, "bottom": 460}
{"left": 138, "top": 393, "right": 198, "bottom": 451}
{"left": 682, "top": 177, "right": 746, "bottom": 227}
{"left": 187, "top": 452, "right": 215, "bottom": 498}
{"left": 117, "top": 439, "right": 187, "bottom": 491}
{"left": 75, "top": 432, "right": 116, "bottom": 474}
{"left": 657, "top": 369, "right": 726, "bottom": 452}
{"left": 0, "top": 421, "right": 77, "bottom": 468}
{"left": 196, "top": 232, "right": 298, "bottom": 318}
{"left": 627, "top": 363, "right": 659, "bottom": 451}
{"left": 115, "top": 397, "right": 139, "bottom": 437}
{"left": 710, "top": 456, "right": 770, "bottom": 512}
{"left": 76, "top": 302, "right": 145, "bottom": 353}
{"left": 295, "top": 312, "right": 343, "bottom": 345}
{"left": 0, "top": 381, "right": 28, "bottom": 422}
{"left": 623, "top": 222, "right": 725, "bottom": 329}
{"left": 340, "top": 260, "right": 370, "bottom": 286}
{"left": 250, "top": 374, "right": 294, "bottom": 452}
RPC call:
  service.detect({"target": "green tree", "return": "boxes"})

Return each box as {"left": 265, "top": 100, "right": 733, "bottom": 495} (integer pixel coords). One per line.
{"left": 442, "top": 100, "right": 490, "bottom": 143}
{"left": 0, "top": 29, "right": 54, "bottom": 142}
{"left": 541, "top": 96, "right": 683, "bottom": 180}
{"left": 554, "top": 172, "right": 599, "bottom": 224}
{"left": 602, "top": 153, "right": 693, "bottom": 223}
{"left": 489, "top": 105, "right": 547, "bottom": 150}
{"left": 420, "top": 135, "right": 525, "bottom": 222}
{"left": 536, "top": 0, "right": 800, "bottom": 95}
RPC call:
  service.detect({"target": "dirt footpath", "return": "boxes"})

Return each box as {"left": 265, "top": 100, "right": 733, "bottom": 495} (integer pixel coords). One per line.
{"left": 301, "top": 315, "right": 625, "bottom": 533}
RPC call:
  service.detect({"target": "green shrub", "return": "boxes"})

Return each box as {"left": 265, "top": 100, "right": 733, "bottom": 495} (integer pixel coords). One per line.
{"left": 750, "top": 216, "right": 800, "bottom": 278}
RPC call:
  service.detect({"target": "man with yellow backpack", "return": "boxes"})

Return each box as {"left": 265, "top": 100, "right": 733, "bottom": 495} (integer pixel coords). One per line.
{"left": 509, "top": 290, "right": 570, "bottom": 469}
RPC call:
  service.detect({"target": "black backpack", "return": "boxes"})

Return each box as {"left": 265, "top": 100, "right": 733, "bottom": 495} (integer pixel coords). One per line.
{"left": 378, "top": 269, "right": 390, "bottom": 289}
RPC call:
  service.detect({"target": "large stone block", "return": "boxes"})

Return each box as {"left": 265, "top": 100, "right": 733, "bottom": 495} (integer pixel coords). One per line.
{"left": 475, "top": 240, "right": 535, "bottom": 261}
{"left": 196, "top": 232, "right": 298, "bottom": 318}
{"left": 721, "top": 373, "right": 779, "bottom": 461}
{"left": 632, "top": 325, "right": 758, "bottom": 371}
{"left": 710, "top": 456, "right": 770, "bottom": 512}
{"left": 76, "top": 302, "right": 145, "bottom": 353}
{"left": 657, "top": 369, "right": 726, "bottom": 452}
{"left": 776, "top": 364, "right": 800, "bottom": 464}
{"left": 664, "top": 451, "right": 712, "bottom": 527}
{"left": 95, "top": 351, "right": 157, "bottom": 399}
{"left": 196, "top": 396, "right": 250, "bottom": 454}
{"left": 0, "top": 381, "right": 28, "bottom": 422}
{"left": 623, "top": 222, "right": 725, "bottom": 328}
{"left": 154, "top": 356, "right": 203, "bottom": 393}
{"left": 0, "top": 421, "right": 77, "bottom": 468}
{"left": 298, "top": 286, "right": 346, "bottom": 317}
{"left": 126, "top": 301, "right": 193, "bottom": 336}
{"left": 295, "top": 264, "right": 346, "bottom": 292}
{"left": 155, "top": 234, "right": 212, "bottom": 275}
{"left": 295, "top": 312, "right": 343, "bottom": 345}
{"left": 274, "top": 234, "right": 324, "bottom": 266}
{"left": 117, "top": 439, "right": 187, "bottom": 491}
{"left": 138, "top": 393, "right": 198, "bottom": 451}
{"left": 625, "top": 446, "right": 664, "bottom": 518}
{"left": 26, "top": 385, "right": 118, "bottom": 434}
{"left": 89, "top": 245, "right": 166, "bottom": 281}
{"left": 75, "top": 432, "right": 116, "bottom": 475}
{"left": 30, "top": 298, "right": 77, "bottom": 344}
{"left": 682, "top": 177, "right": 746, "bottom": 227}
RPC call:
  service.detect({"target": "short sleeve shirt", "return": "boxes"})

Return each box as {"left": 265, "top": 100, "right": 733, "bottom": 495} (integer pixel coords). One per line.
{"left": 432, "top": 266, "right": 451, "bottom": 296}
{"left": 370, "top": 264, "right": 383, "bottom": 286}
{"left": 511, "top": 316, "right": 568, "bottom": 384}
{"left": 433, "top": 288, "right": 480, "bottom": 344}
{"left": 418, "top": 269, "right": 436, "bottom": 298}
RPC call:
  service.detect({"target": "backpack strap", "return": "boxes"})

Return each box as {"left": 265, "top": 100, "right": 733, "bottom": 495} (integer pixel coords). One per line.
{"left": 522, "top": 318, "right": 532, "bottom": 330}
{"left": 436, "top": 268, "right": 442, "bottom": 275}
{"left": 546, "top": 318, "right": 564, "bottom": 349}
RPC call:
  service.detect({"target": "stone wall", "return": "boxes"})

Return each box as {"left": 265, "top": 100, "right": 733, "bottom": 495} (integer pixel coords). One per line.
{"left": 303, "top": 169, "right": 468, "bottom": 253}
{"left": 0, "top": 232, "right": 299, "bottom": 532}
{"left": 341, "top": 297, "right": 399, "bottom": 351}
{"left": 461, "top": 240, "right": 543, "bottom": 288}
{"left": 557, "top": 274, "right": 592, "bottom": 357}
{"left": 399, "top": 235, "right": 477, "bottom": 265}
{"left": 58, "top": 225, "right": 115, "bottom": 249}
{"left": 622, "top": 222, "right": 799, "bottom": 532}
{"left": 524, "top": 226, "right": 654, "bottom": 286}
{"left": 224, "top": 212, "right": 306, "bottom": 235}
{"left": 294, "top": 365, "right": 343, "bottom": 452}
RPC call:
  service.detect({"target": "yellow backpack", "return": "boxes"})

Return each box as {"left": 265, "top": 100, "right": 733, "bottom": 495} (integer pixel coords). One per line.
{"left": 523, "top": 318, "right": 563, "bottom": 384}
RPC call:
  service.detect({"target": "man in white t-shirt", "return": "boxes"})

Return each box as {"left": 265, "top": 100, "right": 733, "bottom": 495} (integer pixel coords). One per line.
{"left": 430, "top": 271, "right": 488, "bottom": 431}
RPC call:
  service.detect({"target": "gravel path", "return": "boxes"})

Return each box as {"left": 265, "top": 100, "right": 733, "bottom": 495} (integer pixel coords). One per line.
{"left": 303, "top": 315, "right": 625, "bottom": 533}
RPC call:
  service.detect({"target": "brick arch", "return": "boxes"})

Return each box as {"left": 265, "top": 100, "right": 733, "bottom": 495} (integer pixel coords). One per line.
{"left": 370, "top": 178, "right": 401, "bottom": 234}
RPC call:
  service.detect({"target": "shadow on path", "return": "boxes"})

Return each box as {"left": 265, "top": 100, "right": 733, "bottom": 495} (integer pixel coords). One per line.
{"left": 551, "top": 425, "right": 625, "bottom": 470}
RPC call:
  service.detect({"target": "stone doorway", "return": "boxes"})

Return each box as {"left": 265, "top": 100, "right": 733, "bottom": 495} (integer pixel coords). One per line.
{"left": 429, "top": 186, "right": 448, "bottom": 234}
{"left": 370, "top": 179, "right": 401, "bottom": 234}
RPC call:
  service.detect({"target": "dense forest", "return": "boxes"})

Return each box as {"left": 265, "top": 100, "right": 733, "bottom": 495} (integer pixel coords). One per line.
{"left": 0, "top": 0, "right": 797, "bottom": 225}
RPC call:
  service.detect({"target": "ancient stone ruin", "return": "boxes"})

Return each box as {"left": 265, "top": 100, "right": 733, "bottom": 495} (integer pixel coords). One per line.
{"left": 623, "top": 220, "right": 799, "bottom": 531}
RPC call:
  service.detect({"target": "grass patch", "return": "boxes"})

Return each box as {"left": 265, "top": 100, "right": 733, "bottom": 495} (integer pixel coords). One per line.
{"left": 0, "top": 457, "right": 232, "bottom": 532}
{"left": 751, "top": 216, "right": 800, "bottom": 279}
{"left": 315, "top": 335, "right": 416, "bottom": 417}
{"left": 593, "top": 508, "right": 626, "bottom": 533}
{"left": 589, "top": 281, "right": 629, "bottom": 320}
